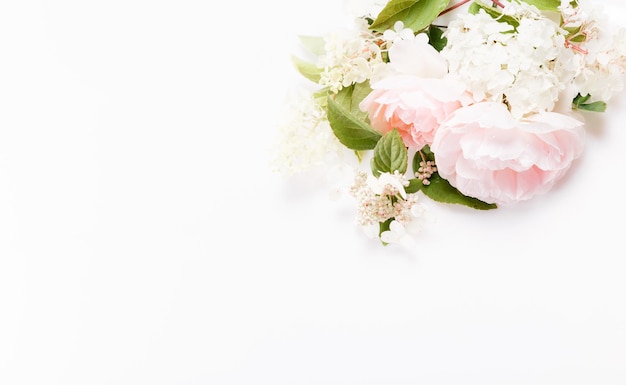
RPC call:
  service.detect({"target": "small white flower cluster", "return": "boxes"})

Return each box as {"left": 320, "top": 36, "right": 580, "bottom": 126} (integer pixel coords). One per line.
{"left": 560, "top": 0, "right": 626, "bottom": 103}
{"left": 441, "top": 1, "right": 577, "bottom": 119}
{"left": 270, "top": 88, "right": 346, "bottom": 176}
{"left": 318, "top": 18, "right": 385, "bottom": 93}
{"left": 441, "top": 0, "right": 626, "bottom": 118}
{"left": 349, "top": 171, "right": 423, "bottom": 244}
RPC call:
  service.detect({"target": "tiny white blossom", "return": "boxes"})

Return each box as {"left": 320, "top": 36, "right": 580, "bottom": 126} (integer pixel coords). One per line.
{"left": 318, "top": 17, "right": 384, "bottom": 93}
{"left": 380, "top": 220, "right": 407, "bottom": 244}
{"left": 367, "top": 172, "right": 408, "bottom": 199}
{"left": 382, "top": 21, "right": 415, "bottom": 44}
{"left": 270, "top": 88, "right": 348, "bottom": 176}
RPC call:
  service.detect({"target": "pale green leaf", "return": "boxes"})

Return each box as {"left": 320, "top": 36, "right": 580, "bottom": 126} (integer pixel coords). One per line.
{"left": 326, "top": 97, "right": 381, "bottom": 150}
{"left": 291, "top": 55, "right": 321, "bottom": 83}
{"left": 298, "top": 35, "right": 326, "bottom": 56}
{"left": 334, "top": 82, "right": 373, "bottom": 121}
{"left": 520, "top": 0, "right": 560, "bottom": 11}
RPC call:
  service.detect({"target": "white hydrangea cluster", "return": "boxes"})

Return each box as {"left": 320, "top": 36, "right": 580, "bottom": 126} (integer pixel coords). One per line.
{"left": 441, "top": 2, "right": 579, "bottom": 119}
{"left": 318, "top": 18, "right": 385, "bottom": 93}
{"left": 560, "top": 0, "right": 626, "bottom": 103}
{"left": 270, "top": 88, "right": 347, "bottom": 176}
{"left": 349, "top": 171, "right": 424, "bottom": 244}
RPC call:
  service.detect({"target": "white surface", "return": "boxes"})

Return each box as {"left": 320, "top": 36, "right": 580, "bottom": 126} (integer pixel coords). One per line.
{"left": 0, "top": 1, "right": 625, "bottom": 384}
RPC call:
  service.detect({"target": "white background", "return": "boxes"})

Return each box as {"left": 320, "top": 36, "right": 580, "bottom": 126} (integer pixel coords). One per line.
{"left": 0, "top": 1, "right": 625, "bottom": 384}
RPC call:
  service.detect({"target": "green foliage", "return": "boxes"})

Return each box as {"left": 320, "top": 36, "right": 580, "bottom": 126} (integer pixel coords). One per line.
{"left": 469, "top": 2, "right": 520, "bottom": 29}
{"left": 427, "top": 25, "right": 447, "bottom": 52}
{"left": 573, "top": 93, "right": 607, "bottom": 112}
{"left": 411, "top": 174, "right": 497, "bottom": 210}
{"left": 378, "top": 218, "right": 393, "bottom": 246}
{"left": 407, "top": 147, "right": 497, "bottom": 210}
{"left": 326, "top": 97, "right": 382, "bottom": 150}
{"left": 291, "top": 35, "right": 326, "bottom": 83}
{"left": 519, "top": 0, "right": 561, "bottom": 11}
{"left": 371, "top": 129, "right": 408, "bottom": 176}
{"left": 369, "top": 0, "right": 450, "bottom": 33}
{"left": 334, "top": 82, "right": 373, "bottom": 122}
{"left": 291, "top": 55, "right": 321, "bottom": 83}
{"left": 298, "top": 35, "right": 326, "bottom": 56}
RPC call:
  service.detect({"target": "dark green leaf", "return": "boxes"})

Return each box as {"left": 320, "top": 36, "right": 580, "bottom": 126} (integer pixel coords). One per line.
{"left": 371, "top": 129, "right": 408, "bottom": 176}
{"left": 326, "top": 97, "right": 382, "bottom": 150}
{"left": 370, "top": 0, "right": 451, "bottom": 33}
{"left": 410, "top": 173, "right": 498, "bottom": 210}
{"left": 427, "top": 24, "right": 447, "bottom": 52}
{"left": 573, "top": 93, "right": 607, "bottom": 112}
{"left": 412, "top": 145, "right": 435, "bottom": 170}
{"left": 405, "top": 178, "right": 422, "bottom": 194}
{"left": 378, "top": 218, "right": 393, "bottom": 246}
{"left": 572, "top": 93, "right": 590, "bottom": 106}
{"left": 577, "top": 101, "right": 607, "bottom": 112}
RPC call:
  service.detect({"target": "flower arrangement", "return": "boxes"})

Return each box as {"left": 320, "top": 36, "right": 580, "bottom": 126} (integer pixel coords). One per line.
{"left": 271, "top": 0, "right": 626, "bottom": 245}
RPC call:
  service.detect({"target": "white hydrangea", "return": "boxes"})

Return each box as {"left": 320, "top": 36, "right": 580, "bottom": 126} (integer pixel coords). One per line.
{"left": 560, "top": 0, "right": 626, "bottom": 103}
{"left": 318, "top": 17, "right": 385, "bottom": 93}
{"left": 441, "top": 3, "right": 579, "bottom": 119}
{"left": 270, "top": 88, "right": 347, "bottom": 176}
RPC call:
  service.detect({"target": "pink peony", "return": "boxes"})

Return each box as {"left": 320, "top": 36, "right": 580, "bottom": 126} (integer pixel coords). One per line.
{"left": 359, "top": 34, "right": 468, "bottom": 150}
{"left": 431, "top": 102, "right": 586, "bottom": 206}
{"left": 359, "top": 75, "right": 467, "bottom": 150}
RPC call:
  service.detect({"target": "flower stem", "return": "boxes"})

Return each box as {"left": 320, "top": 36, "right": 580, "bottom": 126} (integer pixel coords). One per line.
{"left": 565, "top": 40, "right": 589, "bottom": 55}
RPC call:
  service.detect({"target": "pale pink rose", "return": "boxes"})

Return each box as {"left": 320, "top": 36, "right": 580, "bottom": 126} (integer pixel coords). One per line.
{"left": 359, "top": 75, "right": 467, "bottom": 150}
{"left": 431, "top": 102, "right": 585, "bottom": 205}
{"left": 360, "top": 33, "right": 468, "bottom": 150}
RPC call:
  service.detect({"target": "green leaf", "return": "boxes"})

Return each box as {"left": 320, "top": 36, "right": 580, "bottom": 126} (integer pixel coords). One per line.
{"left": 298, "top": 35, "right": 326, "bottom": 56}
{"left": 427, "top": 24, "right": 447, "bottom": 52}
{"left": 519, "top": 0, "right": 560, "bottom": 11}
{"left": 577, "top": 101, "right": 607, "bottom": 112}
{"left": 469, "top": 2, "right": 519, "bottom": 29}
{"left": 572, "top": 93, "right": 590, "bottom": 105}
{"left": 371, "top": 129, "right": 408, "bottom": 176}
{"left": 412, "top": 173, "right": 498, "bottom": 210}
{"left": 405, "top": 178, "right": 423, "bottom": 194}
{"left": 573, "top": 93, "right": 607, "bottom": 112}
{"left": 409, "top": 146, "right": 496, "bottom": 209}
{"left": 378, "top": 218, "right": 393, "bottom": 246}
{"left": 291, "top": 55, "right": 321, "bottom": 83}
{"left": 334, "top": 82, "right": 373, "bottom": 121}
{"left": 369, "top": 0, "right": 451, "bottom": 33}
{"left": 326, "top": 97, "right": 382, "bottom": 150}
